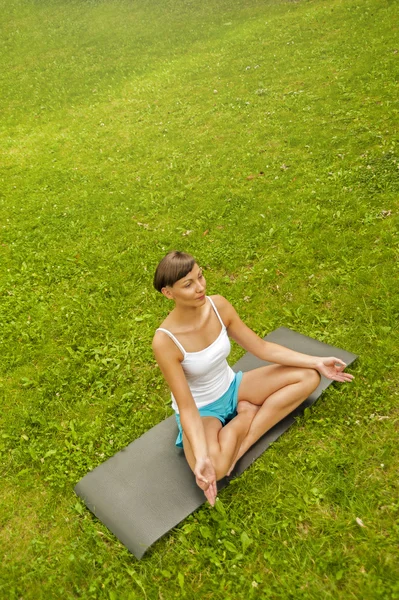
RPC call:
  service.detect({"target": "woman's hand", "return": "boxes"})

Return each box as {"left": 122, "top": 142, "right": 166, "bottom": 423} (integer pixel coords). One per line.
{"left": 194, "top": 457, "right": 217, "bottom": 506}
{"left": 315, "top": 357, "right": 354, "bottom": 382}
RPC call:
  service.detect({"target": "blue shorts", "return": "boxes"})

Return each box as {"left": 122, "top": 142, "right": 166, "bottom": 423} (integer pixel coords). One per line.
{"left": 175, "top": 371, "right": 243, "bottom": 448}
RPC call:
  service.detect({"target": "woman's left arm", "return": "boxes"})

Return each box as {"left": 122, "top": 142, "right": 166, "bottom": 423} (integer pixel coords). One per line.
{"left": 215, "top": 296, "right": 354, "bottom": 383}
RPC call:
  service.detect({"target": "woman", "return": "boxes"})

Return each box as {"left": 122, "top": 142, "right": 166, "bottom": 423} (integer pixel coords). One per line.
{"left": 152, "top": 251, "right": 353, "bottom": 506}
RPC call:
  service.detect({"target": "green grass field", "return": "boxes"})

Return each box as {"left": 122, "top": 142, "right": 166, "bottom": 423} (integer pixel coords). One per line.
{"left": 1, "top": 0, "right": 398, "bottom": 597}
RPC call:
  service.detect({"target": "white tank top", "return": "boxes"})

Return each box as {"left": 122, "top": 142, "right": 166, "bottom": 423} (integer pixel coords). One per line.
{"left": 156, "top": 296, "right": 234, "bottom": 413}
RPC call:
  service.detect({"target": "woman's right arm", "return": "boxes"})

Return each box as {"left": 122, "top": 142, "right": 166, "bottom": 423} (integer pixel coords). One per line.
{"left": 152, "top": 333, "right": 217, "bottom": 504}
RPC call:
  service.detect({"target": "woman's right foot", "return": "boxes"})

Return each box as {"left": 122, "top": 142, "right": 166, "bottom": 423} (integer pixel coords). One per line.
{"left": 227, "top": 402, "right": 260, "bottom": 476}
{"left": 237, "top": 400, "right": 260, "bottom": 417}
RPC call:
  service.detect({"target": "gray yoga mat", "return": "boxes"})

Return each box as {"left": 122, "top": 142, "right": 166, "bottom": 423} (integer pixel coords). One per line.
{"left": 74, "top": 327, "right": 357, "bottom": 559}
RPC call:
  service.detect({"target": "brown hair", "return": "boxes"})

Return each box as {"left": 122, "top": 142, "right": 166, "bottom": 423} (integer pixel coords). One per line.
{"left": 153, "top": 251, "right": 196, "bottom": 292}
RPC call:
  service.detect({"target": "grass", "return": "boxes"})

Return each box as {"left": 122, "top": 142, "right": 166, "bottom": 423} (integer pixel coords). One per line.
{"left": 0, "top": 0, "right": 398, "bottom": 597}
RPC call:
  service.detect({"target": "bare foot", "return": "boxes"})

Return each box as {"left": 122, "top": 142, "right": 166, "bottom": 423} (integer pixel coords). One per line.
{"left": 237, "top": 400, "right": 260, "bottom": 417}
{"left": 227, "top": 402, "right": 260, "bottom": 476}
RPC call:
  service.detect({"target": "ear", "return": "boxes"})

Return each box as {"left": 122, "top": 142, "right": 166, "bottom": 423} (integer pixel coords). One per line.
{"left": 161, "top": 286, "right": 174, "bottom": 300}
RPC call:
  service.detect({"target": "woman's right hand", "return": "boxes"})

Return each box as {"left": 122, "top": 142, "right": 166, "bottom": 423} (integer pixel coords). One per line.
{"left": 194, "top": 457, "right": 217, "bottom": 506}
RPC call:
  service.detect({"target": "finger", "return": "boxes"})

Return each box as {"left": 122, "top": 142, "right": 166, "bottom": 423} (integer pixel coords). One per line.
{"left": 211, "top": 481, "right": 217, "bottom": 499}
{"left": 333, "top": 374, "right": 353, "bottom": 382}
{"left": 331, "top": 373, "right": 346, "bottom": 380}
{"left": 207, "top": 481, "right": 217, "bottom": 505}
{"left": 333, "top": 358, "right": 347, "bottom": 368}
{"left": 195, "top": 477, "right": 208, "bottom": 491}
{"left": 196, "top": 474, "right": 209, "bottom": 485}
{"left": 200, "top": 481, "right": 210, "bottom": 491}
{"left": 338, "top": 371, "right": 354, "bottom": 379}
{"left": 204, "top": 485, "right": 216, "bottom": 506}
{"left": 212, "top": 481, "right": 217, "bottom": 502}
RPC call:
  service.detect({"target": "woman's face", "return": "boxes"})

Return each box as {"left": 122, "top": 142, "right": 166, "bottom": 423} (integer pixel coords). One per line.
{"left": 163, "top": 263, "right": 206, "bottom": 305}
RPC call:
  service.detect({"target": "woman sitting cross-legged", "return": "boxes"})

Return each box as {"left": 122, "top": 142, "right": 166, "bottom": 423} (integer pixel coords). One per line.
{"left": 152, "top": 251, "right": 354, "bottom": 506}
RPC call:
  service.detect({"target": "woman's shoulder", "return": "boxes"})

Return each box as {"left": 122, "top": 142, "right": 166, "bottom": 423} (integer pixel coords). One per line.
{"left": 152, "top": 325, "right": 180, "bottom": 357}
{"left": 208, "top": 294, "right": 233, "bottom": 311}
{"left": 152, "top": 315, "right": 185, "bottom": 365}
{"left": 208, "top": 294, "right": 236, "bottom": 326}
{"left": 153, "top": 307, "right": 185, "bottom": 341}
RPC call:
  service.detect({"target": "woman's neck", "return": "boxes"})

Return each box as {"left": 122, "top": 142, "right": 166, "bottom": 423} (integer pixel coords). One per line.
{"left": 170, "top": 297, "right": 209, "bottom": 327}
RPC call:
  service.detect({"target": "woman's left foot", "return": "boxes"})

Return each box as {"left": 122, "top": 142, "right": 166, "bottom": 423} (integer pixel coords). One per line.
{"left": 227, "top": 402, "right": 260, "bottom": 476}
{"left": 237, "top": 400, "right": 260, "bottom": 417}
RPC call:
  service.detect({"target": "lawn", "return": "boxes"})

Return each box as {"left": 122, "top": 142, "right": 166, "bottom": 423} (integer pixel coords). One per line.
{"left": 0, "top": 0, "right": 398, "bottom": 598}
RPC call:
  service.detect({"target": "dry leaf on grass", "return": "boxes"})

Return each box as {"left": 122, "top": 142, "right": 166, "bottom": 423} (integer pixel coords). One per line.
{"left": 356, "top": 517, "right": 366, "bottom": 528}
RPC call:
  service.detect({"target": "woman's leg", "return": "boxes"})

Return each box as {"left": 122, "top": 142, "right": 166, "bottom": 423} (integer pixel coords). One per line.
{"left": 182, "top": 404, "right": 258, "bottom": 480}
{"left": 227, "top": 365, "right": 320, "bottom": 473}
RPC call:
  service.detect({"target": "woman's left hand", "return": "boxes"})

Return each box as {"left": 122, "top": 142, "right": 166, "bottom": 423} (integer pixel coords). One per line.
{"left": 315, "top": 357, "right": 354, "bottom": 382}
{"left": 194, "top": 457, "right": 217, "bottom": 506}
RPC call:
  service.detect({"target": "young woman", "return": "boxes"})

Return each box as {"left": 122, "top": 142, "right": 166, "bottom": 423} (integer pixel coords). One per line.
{"left": 152, "top": 251, "right": 353, "bottom": 506}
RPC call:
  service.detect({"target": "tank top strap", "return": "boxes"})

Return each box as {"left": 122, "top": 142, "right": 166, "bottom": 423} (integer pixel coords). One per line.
{"left": 156, "top": 328, "right": 186, "bottom": 357}
{"left": 207, "top": 296, "right": 226, "bottom": 329}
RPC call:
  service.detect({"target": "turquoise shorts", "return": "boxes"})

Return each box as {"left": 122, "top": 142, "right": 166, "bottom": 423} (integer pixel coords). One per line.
{"left": 175, "top": 371, "right": 243, "bottom": 448}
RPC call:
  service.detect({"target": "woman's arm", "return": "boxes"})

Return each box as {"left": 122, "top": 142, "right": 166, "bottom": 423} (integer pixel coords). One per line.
{"left": 152, "top": 333, "right": 217, "bottom": 504}
{"left": 215, "top": 296, "right": 354, "bottom": 383}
